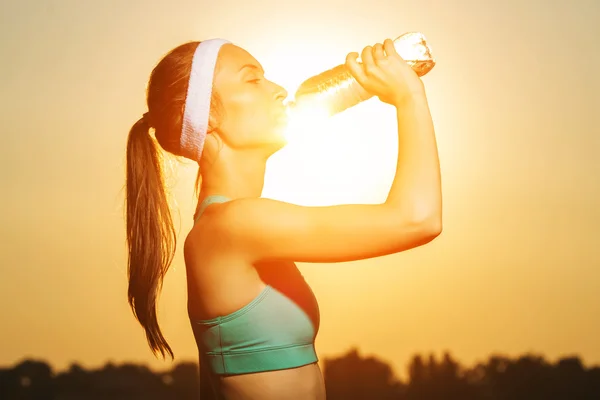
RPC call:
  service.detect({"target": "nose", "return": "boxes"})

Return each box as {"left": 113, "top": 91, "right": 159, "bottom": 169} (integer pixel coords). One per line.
{"left": 273, "top": 83, "right": 288, "bottom": 102}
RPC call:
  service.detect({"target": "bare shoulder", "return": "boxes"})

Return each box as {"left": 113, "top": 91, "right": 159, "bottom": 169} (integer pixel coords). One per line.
{"left": 184, "top": 200, "right": 241, "bottom": 260}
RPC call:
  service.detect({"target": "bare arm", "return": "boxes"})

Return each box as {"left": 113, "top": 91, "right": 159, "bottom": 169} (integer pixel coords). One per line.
{"left": 208, "top": 39, "right": 442, "bottom": 264}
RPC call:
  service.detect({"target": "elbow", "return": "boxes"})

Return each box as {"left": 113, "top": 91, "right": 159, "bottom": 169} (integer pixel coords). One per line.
{"left": 388, "top": 211, "right": 442, "bottom": 253}
{"left": 415, "top": 213, "right": 442, "bottom": 242}
{"left": 389, "top": 203, "right": 443, "bottom": 246}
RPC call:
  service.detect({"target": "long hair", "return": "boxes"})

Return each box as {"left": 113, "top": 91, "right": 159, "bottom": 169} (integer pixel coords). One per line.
{"left": 125, "top": 117, "right": 176, "bottom": 359}
{"left": 124, "top": 41, "right": 222, "bottom": 359}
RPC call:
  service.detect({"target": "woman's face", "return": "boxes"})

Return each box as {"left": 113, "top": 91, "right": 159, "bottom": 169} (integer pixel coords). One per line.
{"left": 210, "top": 44, "right": 289, "bottom": 151}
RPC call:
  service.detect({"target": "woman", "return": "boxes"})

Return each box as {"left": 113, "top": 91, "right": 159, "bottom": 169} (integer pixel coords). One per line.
{"left": 125, "top": 37, "right": 441, "bottom": 399}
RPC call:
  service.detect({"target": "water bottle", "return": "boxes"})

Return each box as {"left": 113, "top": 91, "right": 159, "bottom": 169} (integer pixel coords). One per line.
{"left": 289, "top": 32, "right": 435, "bottom": 117}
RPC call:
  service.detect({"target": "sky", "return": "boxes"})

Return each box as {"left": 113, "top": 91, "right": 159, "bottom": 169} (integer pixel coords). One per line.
{"left": 0, "top": 0, "right": 599, "bottom": 380}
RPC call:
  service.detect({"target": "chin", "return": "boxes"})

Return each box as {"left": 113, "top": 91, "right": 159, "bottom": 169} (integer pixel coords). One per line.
{"left": 262, "top": 130, "right": 288, "bottom": 153}
{"left": 268, "top": 135, "right": 288, "bottom": 151}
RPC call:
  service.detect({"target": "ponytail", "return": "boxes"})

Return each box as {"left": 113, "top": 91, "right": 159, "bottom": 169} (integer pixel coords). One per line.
{"left": 125, "top": 117, "right": 176, "bottom": 360}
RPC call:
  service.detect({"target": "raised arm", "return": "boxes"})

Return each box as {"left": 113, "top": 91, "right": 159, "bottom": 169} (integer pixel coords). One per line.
{"left": 208, "top": 39, "right": 442, "bottom": 263}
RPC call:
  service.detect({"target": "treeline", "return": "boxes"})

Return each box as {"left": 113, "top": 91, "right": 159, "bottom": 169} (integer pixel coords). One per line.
{"left": 1, "top": 349, "right": 599, "bottom": 399}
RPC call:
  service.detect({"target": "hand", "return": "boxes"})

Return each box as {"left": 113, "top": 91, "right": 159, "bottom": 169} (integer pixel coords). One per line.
{"left": 345, "top": 39, "right": 425, "bottom": 106}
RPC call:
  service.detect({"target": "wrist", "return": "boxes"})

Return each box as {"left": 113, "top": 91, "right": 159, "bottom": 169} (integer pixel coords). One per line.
{"left": 393, "top": 91, "right": 429, "bottom": 109}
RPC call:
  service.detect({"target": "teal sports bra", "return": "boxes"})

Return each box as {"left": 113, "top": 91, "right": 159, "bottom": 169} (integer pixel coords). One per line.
{"left": 189, "top": 195, "right": 320, "bottom": 375}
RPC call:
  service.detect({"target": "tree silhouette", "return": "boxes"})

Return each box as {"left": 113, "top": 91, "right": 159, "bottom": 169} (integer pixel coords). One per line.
{"left": 324, "top": 348, "right": 404, "bottom": 399}
{"left": 553, "top": 357, "right": 588, "bottom": 399}
{"left": 403, "top": 351, "right": 476, "bottom": 399}
{"left": 0, "top": 359, "right": 54, "bottom": 399}
{"left": 2, "top": 351, "right": 600, "bottom": 399}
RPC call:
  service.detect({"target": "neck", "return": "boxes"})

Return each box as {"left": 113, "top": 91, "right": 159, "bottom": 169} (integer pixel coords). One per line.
{"left": 199, "top": 147, "right": 269, "bottom": 200}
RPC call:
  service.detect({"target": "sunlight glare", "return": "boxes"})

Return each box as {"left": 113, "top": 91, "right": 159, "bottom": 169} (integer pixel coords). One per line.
{"left": 283, "top": 99, "right": 331, "bottom": 147}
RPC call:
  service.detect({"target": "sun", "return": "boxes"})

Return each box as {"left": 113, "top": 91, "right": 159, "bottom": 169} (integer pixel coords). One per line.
{"left": 263, "top": 89, "right": 397, "bottom": 207}
{"left": 254, "top": 43, "right": 400, "bottom": 206}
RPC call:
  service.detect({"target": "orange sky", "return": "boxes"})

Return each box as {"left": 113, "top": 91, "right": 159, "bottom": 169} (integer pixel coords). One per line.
{"left": 1, "top": 0, "right": 599, "bottom": 379}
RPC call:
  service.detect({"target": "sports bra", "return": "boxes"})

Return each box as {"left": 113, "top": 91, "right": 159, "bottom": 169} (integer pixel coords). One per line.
{"left": 189, "top": 195, "right": 320, "bottom": 375}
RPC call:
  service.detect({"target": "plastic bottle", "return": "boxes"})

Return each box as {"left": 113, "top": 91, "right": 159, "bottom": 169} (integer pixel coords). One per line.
{"left": 289, "top": 32, "right": 435, "bottom": 116}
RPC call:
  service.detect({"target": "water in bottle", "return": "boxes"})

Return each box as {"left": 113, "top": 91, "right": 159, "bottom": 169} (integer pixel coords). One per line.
{"left": 289, "top": 32, "right": 435, "bottom": 117}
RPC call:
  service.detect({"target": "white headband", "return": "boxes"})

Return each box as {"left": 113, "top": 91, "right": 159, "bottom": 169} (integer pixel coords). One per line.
{"left": 180, "top": 38, "right": 230, "bottom": 162}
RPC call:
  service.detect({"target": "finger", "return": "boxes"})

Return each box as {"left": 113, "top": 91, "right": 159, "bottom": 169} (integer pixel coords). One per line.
{"left": 345, "top": 52, "right": 368, "bottom": 87}
{"left": 361, "top": 45, "right": 376, "bottom": 73}
{"left": 373, "top": 43, "right": 385, "bottom": 63}
{"left": 383, "top": 38, "right": 402, "bottom": 60}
